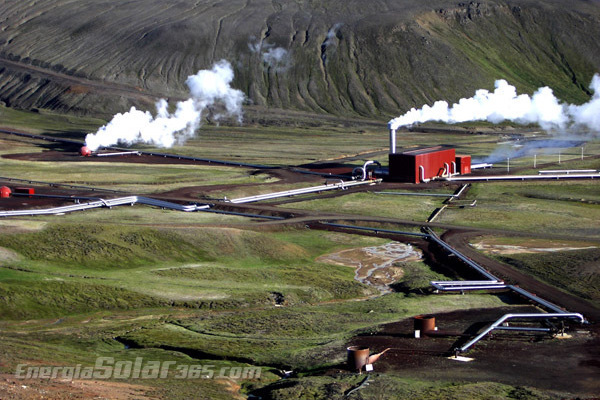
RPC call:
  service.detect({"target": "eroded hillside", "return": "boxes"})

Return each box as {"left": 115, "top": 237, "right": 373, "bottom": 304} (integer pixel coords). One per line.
{"left": 0, "top": 0, "right": 599, "bottom": 118}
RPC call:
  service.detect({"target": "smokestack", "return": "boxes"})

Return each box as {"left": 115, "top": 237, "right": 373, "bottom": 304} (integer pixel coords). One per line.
{"left": 388, "top": 122, "right": 396, "bottom": 154}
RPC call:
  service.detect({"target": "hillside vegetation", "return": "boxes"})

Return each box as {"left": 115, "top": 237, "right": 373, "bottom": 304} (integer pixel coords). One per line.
{"left": 0, "top": 0, "right": 599, "bottom": 118}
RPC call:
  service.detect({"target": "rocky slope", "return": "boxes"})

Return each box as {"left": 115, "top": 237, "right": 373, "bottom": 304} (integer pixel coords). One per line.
{"left": 0, "top": 0, "right": 599, "bottom": 118}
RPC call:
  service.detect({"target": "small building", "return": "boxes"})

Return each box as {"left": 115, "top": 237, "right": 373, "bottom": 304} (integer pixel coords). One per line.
{"left": 389, "top": 146, "right": 456, "bottom": 183}
{"left": 455, "top": 155, "right": 472, "bottom": 175}
{"left": 14, "top": 187, "right": 35, "bottom": 197}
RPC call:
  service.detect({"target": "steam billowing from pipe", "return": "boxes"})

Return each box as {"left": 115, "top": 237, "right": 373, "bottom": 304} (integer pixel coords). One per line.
{"left": 85, "top": 60, "right": 245, "bottom": 151}
{"left": 389, "top": 74, "right": 600, "bottom": 134}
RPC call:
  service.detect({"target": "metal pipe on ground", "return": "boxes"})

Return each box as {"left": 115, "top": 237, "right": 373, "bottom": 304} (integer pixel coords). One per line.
{"left": 229, "top": 179, "right": 380, "bottom": 204}
{"left": 447, "top": 173, "right": 600, "bottom": 182}
{"left": 457, "top": 313, "right": 585, "bottom": 354}
{"left": 423, "top": 227, "right": 500, "bottom": 282}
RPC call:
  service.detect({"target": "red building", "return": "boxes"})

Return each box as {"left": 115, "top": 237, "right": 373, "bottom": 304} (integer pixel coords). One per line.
{"left": 388, "top": 146, "right": 458, "bottom": 183}
{"left": 14, "top": 187, "right": 35, "bottom": 197}
{"left": 455, "top": 155, "right": 472, "bottom": 175}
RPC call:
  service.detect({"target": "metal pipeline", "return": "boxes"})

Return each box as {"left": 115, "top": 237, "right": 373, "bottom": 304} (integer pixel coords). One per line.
{"left": 425, "top": 226, "right": 588, "bottom": 355}
{"left": 447, "top": 173, "right": 600, "bottom": 182}
{"left": 0, "top": 196, "right": 210, "bottom": 217}
{"left": 320, "top": 222, "right": 429, "bottom": 238}
{"left": 424, "top": 227, "right": 500, "bottom": 282}
{"left": 229, "top": 179, "right": 379, "bottom": 204}
{"left": 457, "top": 313, "right": 585, "bottom": 354}
{"left": 419, "top": 166, "right": 430, "bottom": 183}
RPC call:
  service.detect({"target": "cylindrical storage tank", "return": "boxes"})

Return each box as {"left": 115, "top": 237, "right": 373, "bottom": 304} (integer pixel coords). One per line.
{"left": 80, "top": 146, "right": 92, "bottom": 157}
{"left": 347, "top": 346, "right": 370, "bottom": 372}
{"left": 413, "top": 315, "right": 436, "bottom": 335}
{"left": 0, "top": 186, "right": 11, "bottom": 198}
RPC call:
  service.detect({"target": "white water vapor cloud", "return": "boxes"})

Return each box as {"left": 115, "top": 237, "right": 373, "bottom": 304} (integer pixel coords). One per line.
{"left": 323, "top": 23, "right": 343, "bottom": 48}
{"left": 85, "top": 60, "right": 244, "bottom": 151}
{"left": 262, "top": 47, "right": 289, "bottom": 66}
{"left": 248, "top": 39, "right": 290, "bottom": 71}
{"left": 389, "top": 75, "right": 600, "bottom": 134}
{"left": 321, "top": 23, "right": 343, "bottom": 63}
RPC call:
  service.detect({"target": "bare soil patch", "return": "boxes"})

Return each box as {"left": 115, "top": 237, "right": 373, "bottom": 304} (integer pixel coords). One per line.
{"left": 472, "top": 237, "right": 598, "bottom": 255}
{"left": 0, "top": 374, "right": 159, "bottom": 400}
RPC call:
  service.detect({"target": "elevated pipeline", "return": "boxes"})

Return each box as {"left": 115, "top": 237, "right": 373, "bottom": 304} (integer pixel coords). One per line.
{"left": 457, "top": 313, "right": 585, "bottom": 354}
{"left": 422, "top": 227, "right": 588, "bottom": 354}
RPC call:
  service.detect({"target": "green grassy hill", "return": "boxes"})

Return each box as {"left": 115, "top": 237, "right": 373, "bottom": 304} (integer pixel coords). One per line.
{"left": 0, "top": 0, "right": 599, "bottom": 118}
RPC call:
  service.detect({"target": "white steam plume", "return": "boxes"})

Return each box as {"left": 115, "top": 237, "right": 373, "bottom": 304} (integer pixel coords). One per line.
{"left": 323, "top": 23, "right": 343, "bottom": 48}
{"left": 248, "top": 39, "right": 290, "bottom": 71}
{"left": 389, "top": 75, "right": 600, "bottom": 134}
{"left": 85, "top": 60, "right": 245, "bottom": 151}
{"left": 321, "top": 23, "right": 343, "bottom": 63}
{"left": 262, "top": 47, "right": 290, "bottom": 68}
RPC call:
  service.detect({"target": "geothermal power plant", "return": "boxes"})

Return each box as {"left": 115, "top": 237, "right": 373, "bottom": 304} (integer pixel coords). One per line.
{"left": 0, "top": 118, "right": 598, "bottom": 381}
{"left": 388, "top": 124, "right": 471, "bottom": 183}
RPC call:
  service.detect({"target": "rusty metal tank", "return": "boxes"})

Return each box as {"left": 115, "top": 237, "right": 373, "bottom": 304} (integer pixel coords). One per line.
{"left": 80, "top": 146, "right": 92, "bottom": 157}
{"left": 0, "top": 186, "right": 11, "bottom": 198}
{"left": 413, "top": 315, "right": 436, "bottom": 335}
{"left": 347, "top": 346, "right": 370, "bottom": 372}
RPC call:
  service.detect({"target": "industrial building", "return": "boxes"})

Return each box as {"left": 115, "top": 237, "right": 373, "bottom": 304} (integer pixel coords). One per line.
{"left": 387, "top": 124, "right": 471, "bottom": 183}
{"left": 389, "top": 146, "right": 457, "bottom": 183}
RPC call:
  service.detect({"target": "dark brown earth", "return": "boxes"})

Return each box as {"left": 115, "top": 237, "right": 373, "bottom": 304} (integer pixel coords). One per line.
{"left": 348, "top": 306, "right": 600, "bottom": 396}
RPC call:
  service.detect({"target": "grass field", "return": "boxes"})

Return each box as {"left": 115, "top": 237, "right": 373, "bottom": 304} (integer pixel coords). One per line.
{"left": 438, "top": 180, "right": 600, "bottom": 238}
{"left": 1, "top": 108, "right": 599, "bottom": 399}
{"left": 285, "top": 187, "right": 461, "bottom": 221}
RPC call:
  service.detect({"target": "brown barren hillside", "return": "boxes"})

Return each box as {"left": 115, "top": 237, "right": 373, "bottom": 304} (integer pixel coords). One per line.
{"left": 0, "top": 0, "right": 599, "bottom": 118}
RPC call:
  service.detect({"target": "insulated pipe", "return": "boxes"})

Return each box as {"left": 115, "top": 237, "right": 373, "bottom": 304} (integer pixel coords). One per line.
{"left": 443, "top": 163, "right": 450, "bottom": 177}
{"left": 447, "top": 173, "right": 600, "bottom": 182}
{"left": 451, "top": 161, "right": 457, "bottom": 175}
{"left": 493, "top": 326, "right": 552, "bottom": 332}
{"left": 508, "top": 285, "right": 567, "bottom": 314}
{"left": 95, "top": 151, "right": 141, "bottom": 157}
{"left": 419, "top": 166, "right": 430, "bottom": 183}
{"left": 352, "top": 167, "right": 366, "bottom": 181}
{"left": 458, "top": 313, "right": 585, "bottom": 353}
{"left": 229, "top": 179, "right": 379, "bottom": 204}
{"left": 432, "top": 284, "right": 508, "bottom": 291}
{"left": 424, "top": 227, "right": 500, "bottom": 281}
{"left": 0, "top": 196, "right": 210, "bottom": 217}
{"left": 431, "top": 280, "right": 504, "bottom": 286}
{"left": 360, "top": 160, "right": 381, "bottom": 181}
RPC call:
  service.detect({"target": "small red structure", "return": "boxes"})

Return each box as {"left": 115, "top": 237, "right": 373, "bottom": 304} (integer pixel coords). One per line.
{"left": 80, "top": 146, "right": 92, "bottom": 157}
{"left": 455, "top": 155, "right": 471, "bottom": 175}
{"left": 0, "top": 186, "right": 11, "bottom": 198}
{"left": 389, "top": 146, "right": 456, "bottom": 183}
{"left": 14, "top": 187, "right": 35, "bottom": 197}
